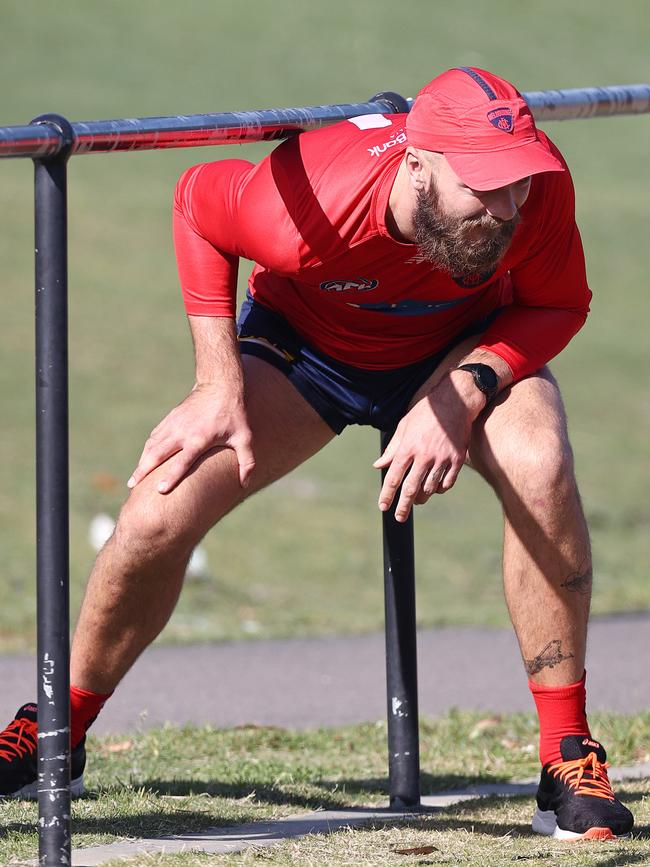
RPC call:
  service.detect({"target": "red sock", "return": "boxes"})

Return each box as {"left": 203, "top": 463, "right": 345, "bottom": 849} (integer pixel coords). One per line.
{"left": 529, "top": 670, "right": 590, "bottom": 766}
{"left": 70, "top": 685, "right": 113, "bottom": 747}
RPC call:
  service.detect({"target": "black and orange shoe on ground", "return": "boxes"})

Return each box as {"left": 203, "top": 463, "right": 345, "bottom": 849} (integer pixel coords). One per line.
{"left": 532, "top": 735, "right": 634, "bottom": 841}
{"left": 0, "top": 703, "right": 86, "bottom": 799}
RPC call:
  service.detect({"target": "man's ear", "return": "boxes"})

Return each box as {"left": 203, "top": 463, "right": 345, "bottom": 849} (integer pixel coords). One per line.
{"left": 404, "top": 147, "right": 433, "bottom": 192}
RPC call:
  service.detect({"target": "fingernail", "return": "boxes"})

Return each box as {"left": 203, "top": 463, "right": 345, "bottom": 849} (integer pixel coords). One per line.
{"left": 378, "top": 501, "right": 388, "bottom": 511}
{"left": 127, "top": 476, "right": 135, "bottom": 488}
{"left": 157, "top": 481, "right": 167, "bottom": 493}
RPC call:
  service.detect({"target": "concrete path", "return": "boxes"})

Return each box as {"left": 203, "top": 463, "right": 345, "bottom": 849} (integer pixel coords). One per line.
{"left": 2, "top": 612, "right": 648, "bottom": 734}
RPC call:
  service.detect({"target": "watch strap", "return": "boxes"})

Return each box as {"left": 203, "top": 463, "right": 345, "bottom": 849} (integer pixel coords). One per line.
{"left": 456, "top": 363, "right": 499, "bottom": 405}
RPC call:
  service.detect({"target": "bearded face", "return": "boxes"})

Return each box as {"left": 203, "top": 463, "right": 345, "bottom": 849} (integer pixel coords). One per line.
{"left": 412, "top": 177, "right": 521, "bottom": 277}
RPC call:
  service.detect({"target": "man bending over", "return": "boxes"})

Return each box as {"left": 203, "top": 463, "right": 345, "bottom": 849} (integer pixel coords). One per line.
{"left": 0, "top": 67, "right": 634, "bottom": 841}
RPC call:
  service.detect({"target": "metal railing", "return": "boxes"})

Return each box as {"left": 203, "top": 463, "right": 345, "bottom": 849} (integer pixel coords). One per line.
{"left": 2, "top": 84, "right": 649, "bottom": 159}
{"left": 1, "top": 82, "right": 649, "bottom": 866}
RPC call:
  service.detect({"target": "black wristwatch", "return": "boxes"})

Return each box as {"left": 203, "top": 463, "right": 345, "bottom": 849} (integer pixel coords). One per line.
{"left": 456, "top": 363, "right": 499, "bottom": 406}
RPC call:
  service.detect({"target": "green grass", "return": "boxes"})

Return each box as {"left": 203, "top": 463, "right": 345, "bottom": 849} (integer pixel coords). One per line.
{"left": 0, "top": 0, "right": 649, "bottom": 651}
{"left": 1, "top": 712, "right": 649, "bottom": 865}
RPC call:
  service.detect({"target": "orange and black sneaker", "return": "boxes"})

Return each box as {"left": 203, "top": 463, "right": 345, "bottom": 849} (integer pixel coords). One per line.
{"left": 0, "top": 703, "right": 86, "bottom": 799}
{"left": 532, "top": 735, "right": 633, "bottom": 841}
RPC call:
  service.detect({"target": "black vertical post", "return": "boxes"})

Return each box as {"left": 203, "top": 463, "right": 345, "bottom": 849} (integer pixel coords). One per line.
{"left": 32, "top": 114, "right": 74, "bottom": 867}
{"left": 380, "top": 429, "right": 420, "bottom": 809}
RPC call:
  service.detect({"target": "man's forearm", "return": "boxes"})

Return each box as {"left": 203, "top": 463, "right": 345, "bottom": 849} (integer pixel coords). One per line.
{"left": 443, "top": 348, "right": 514, "bottom": 422}
{"left": 189, "top": 314, "right": 243, "bottom": 391}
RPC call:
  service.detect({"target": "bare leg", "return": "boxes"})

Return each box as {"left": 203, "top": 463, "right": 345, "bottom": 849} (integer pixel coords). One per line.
{"left": 70, "top": 356, "right": 335, "bottom": 693}
{"left": 405, "top": 342, "right": 590, "bottom": 687}
{"left": 468, "top": 368, "right": 590, "bottom": 686}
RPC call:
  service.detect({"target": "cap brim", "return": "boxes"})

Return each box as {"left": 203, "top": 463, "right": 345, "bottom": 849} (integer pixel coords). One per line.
{"left": 445, "top": 140, "right": 565, "bottom": 191}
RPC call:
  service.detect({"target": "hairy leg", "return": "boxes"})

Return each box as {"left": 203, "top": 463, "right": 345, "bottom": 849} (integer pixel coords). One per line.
{"left": 468, "top": 368, "right": 591, "bottom": 685}
{"left": 71, "top": 356, "right": 335, "bottom": 693}
{"left": 404, "top": 341, "right": 590, "bottom": 685}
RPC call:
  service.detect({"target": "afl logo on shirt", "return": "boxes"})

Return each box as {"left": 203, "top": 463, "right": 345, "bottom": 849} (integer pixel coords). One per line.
{"left": 320, "top": 277, "right": 379, "bottom": 293}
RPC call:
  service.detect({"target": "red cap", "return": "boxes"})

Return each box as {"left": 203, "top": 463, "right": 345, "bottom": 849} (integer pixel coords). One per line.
{"left": 405, "top": 67, "right": 564, "bottom": 191}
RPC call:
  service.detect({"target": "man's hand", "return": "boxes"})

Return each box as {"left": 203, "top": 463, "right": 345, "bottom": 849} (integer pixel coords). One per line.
{"left": 373, "top": 371, "right": 485, "bottom": 522}
{"left": 127, "top": 315, "right": 255, "bottom": 494}
{"left": 127, "top": 383, "right": 255, "bottom": 494}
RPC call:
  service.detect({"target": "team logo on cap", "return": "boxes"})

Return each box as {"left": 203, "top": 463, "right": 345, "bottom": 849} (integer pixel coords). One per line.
{"left": 487, "top": 107, "right": 514, "bottom": 134}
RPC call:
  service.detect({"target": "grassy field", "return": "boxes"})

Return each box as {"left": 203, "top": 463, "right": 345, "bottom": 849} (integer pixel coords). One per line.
{"left": 2, "top": 711, "right": 649, "bottom": 865}
{"left": 0, "top": 0, "right": 649, "bottom": 651}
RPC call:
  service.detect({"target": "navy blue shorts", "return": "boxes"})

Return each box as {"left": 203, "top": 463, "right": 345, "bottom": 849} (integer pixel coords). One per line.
{"left": 237, "top": 295, "right": 495, "bottom": 435}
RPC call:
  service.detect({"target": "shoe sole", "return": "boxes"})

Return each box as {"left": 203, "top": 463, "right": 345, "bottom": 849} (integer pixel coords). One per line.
{"left": 532, "top": 807, "right": 630, "bottom": 841}
{"left": 3, "top": 775, "right": 85, "bottom": 800}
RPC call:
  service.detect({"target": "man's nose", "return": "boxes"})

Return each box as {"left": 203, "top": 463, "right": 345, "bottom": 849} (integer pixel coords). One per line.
{"left": 483, "top": 187, "right": 518, "bottom": 221}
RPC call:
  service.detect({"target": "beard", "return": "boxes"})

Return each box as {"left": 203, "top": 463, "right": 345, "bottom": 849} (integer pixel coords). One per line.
{"left": 412, "top": 181, "right": 520, "bottom": 277}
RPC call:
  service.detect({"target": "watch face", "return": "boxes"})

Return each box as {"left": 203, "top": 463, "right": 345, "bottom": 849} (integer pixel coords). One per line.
{"left": 458, "top": 363, "right": 498, "bottom": 400}
{"left": 477, "top": 365, "right": 498, "bottom": 390}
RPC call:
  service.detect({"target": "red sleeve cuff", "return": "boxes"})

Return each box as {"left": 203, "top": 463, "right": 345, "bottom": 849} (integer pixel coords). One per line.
{"left": 477, "top": 307, "right": 587, "bottom": 380}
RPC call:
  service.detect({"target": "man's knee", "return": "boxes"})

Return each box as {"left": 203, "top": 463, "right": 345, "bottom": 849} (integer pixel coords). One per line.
{"left": 502, "top": 427, "right": 576, "bottom": 496}
{"left": 111, "top": 484, "right": 200, "bottom": 567}
{"left": 471, "top": 386, "right": 577, "bottom": 502}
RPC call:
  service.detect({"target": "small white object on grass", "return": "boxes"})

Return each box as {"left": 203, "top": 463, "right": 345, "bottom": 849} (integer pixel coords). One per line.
{"left": 89, "top": 514, "right": 208, "bottom": 580}
{"left": 88, "top": 513, "right": 116, "bottom": 551}
{"left": 241, "top": 619, "right": 261, "bottom": 634}
{"left": 186, "top": 545, "right": 209, "bottom": 578}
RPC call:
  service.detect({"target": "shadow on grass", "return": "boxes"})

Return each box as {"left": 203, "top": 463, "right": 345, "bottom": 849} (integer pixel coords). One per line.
{"left": 128, "top": 776, "right": 352, "bottom": 811}
{"left": 0, "top": 810, "right": 218, "bottom": 842}
{"left": 350, "top": 770, "right": 518, "bottom": 796}
{"left": 0, "top": 771, "right": 520, "bottom": 848}
{"left": 64, "top": 774, "right": 533, "bottom": 841}
{"left": 135, "top": 770, "right": 517, "bottom": 808}
{"left": 2, "top": 781, "right": 645, "bottom": 852}
{"left": 0, "top": 810, "right": 530, "bottom": 847}
{"left": 592, "top": 856, "right": 650, "bottom": 866}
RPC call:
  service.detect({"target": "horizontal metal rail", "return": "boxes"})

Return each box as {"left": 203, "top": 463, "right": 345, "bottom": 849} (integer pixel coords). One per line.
{"left": 0, "top": 98, "right": 404, "bottom": 160}
{"left": 1, "top": 83, "right": 649, "bottom": 160}
{"left": 524, "top": 83, "right": 650, "bottom": 121}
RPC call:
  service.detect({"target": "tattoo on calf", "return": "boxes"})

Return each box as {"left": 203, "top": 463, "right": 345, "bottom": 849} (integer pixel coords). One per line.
{"left": 524, "top": 639, "right": 574, "bottom": 676}
{"left": 560, "top": 568, "right": 593, "bottom": 595}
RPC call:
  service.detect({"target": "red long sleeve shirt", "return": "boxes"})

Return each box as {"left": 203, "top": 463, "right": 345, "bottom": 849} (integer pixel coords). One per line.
{"left": 173, "top": 113, "right": 590, "bottom": 379}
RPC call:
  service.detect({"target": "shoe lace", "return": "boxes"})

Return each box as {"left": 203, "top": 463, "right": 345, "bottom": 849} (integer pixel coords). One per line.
{"left": 548, "top": 752, "right": 615, "bottom": 801}
{"left": 0, "top": 718, "right": 38, "bottom": 761}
